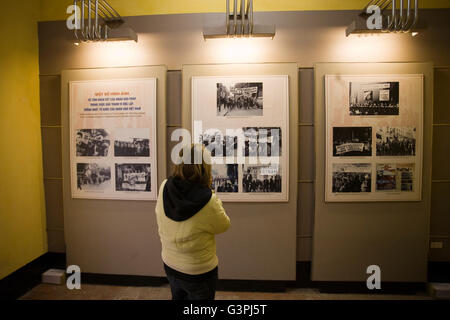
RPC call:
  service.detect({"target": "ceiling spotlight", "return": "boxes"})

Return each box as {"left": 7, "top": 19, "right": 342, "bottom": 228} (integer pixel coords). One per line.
{"left": 71, "top": 0, "right": 138, "bottom": 43}
{"left": 203, "top": 0, "right": 275, "bottom": 40}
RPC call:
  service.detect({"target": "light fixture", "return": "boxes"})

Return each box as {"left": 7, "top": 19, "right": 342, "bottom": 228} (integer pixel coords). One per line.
{"left": 346, "top": 0, "right": 425, "bottom": 37}
{"left": 72, "top": 0, "right": 137, "bottom": 43}
{"left": 203, "top": 0, "right": 275, "bottom": 39}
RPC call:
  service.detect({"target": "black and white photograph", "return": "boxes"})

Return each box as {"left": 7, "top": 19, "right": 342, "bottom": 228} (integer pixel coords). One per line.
{"left": 115, "top": 163, "right": 151, "bottom": 192}
{"left": 333, "top": 127, "right": 372, "bottom": 157}
{"left": 242, "top": 164, "right": 282, "bottom": 193}
{"left": 242, "top": 127, "right": 282, "bottom": 157}
{"left": 217, "top": 82, "right": 263, "bottom": 117}
{"left": 332, "top": 163, "right": 372, "bottom": 193}
{"left": 76, "top": 129, "right": 110, "bottom": 156}
{"left": 76, "top": 163, "right": 111, "bottom": 191}
{"left": 349, "top": 81, "right": 399, "bottom": 116}
{"left": 376, "top": 164, "right": 397, "bottom": 191}
{"left": 376, "top": 127, "right": 416, "bottom": 156}
{"left": 114, "top": 128, "right": 150, "bottom": 157}
{"left": 397, "top": 164, "right": 415, "bottom": 192}
{"left": 198, "top": 131, "right": 238, "bottom": 157}
{"left": 212, "top": 164, "right": 238, "bottom": 193}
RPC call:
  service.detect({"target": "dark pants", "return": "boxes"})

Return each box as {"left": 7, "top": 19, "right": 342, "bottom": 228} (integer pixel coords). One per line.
{"left": 165, "top": 268, "right": 218, "bottom": 300}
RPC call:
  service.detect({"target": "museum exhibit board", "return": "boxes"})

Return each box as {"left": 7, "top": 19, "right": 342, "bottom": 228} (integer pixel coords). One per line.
{"left": 325, "top": 74, "right": 424, "bottom": 202}
{"left": 182, "top": 63, "right": 298, "bottom": 280}
{"left": 191, "top": 75, "right": 289, "bottom": 202}
{"left": 313, "top": 62, "right": 434, "bottom": 282}
{"left": 61, "top": 66, "right": 167, "bottom": 276}
{"left": 70, "top": 78, "right": 158, "bottom": 201}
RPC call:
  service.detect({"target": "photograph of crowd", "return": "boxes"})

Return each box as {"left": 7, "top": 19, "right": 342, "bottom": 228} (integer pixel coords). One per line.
{"left": 115, "top": 163, "right": 151, "bottom": 192}
{"left": 76, "top": 163, "right": 111, "bottom": 190}
{"left": 333, "top": 127, "right": 372, "bottom": 157}
{"left": 242, "top": 164, "right": 282, "bottom": 193}
{"left": 242, "top": 127, "right": 282, "bottom": 157}
{"left": 217, "top": 82, "right": 263, "bottom": 117}
{"left": 332, "top": 163, "right": 372, "bottom": 193}
{"left": 114, "top": 128, "right": 150, "bottom": 157}
{"left": 199, "top": 131, "right": 237, "bottom": 157}
{"left": 349, "top": 81, "right": 399, "bottom": 116}
{"left": 376, "top": 164, "right": 397, "bottom": 191}
{"left": 114, "top": 139, "right": 150, "bottom": 157}
{"left": 376, "top": 127, "right": 416, "bottom": 156}
{"left": 76, "top": 129, "right": 110, "bottom": 157}
{"left": 212, "top": 164, "right": 238, "bottom": 193}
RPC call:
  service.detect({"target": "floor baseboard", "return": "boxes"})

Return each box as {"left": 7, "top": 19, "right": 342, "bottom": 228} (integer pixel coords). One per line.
{"left": 0, "top": 252, "right": 66, "bottom": 300}
{"left": 1, "top": 253, "right": 449, "bottom": 299}
{"left": 428, "top": 262, "right": 450, "bottom": 283}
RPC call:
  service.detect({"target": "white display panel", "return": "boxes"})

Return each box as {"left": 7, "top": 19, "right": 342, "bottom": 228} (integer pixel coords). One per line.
{"left": 192, "top": 75, "right": 289, "bottom": 202}
{"left": 325, "top": 74, "right": 423, "bottom": 202}
{"left": 69, "top": 78, "right": 158, "bottom": 200}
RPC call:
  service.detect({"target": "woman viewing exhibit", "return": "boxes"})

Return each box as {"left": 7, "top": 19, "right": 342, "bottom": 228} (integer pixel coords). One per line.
{"left": 155, "top": 144, "right": 231, "bottom": 300}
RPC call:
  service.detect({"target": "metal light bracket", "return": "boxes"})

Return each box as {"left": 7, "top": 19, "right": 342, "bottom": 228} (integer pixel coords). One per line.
{"left": 203, "top": 0, "right": 275, "bottom": 39}
{"left": 73, "top": 0, "right": 137, "bottom": 43}
{"left": 346, "top": 0, "right": 425, "bottom": 36}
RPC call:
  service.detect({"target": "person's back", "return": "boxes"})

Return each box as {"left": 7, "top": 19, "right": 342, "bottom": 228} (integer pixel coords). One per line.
{"left": 155, "top": 144, "right": 230, "bottom": 300}
{"left": 156, "top": 178, "right": 230, "bottom": 275}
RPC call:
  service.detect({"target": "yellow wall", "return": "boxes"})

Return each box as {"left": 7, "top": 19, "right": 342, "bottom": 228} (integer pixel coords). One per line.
{"left": 0, "top": 0, "right": 47, "bottom": 280}
{"left": 39, "top": 0, "right": 450, "bottom": 22}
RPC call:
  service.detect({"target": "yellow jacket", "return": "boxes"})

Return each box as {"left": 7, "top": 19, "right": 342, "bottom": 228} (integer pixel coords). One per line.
{"left": 155, "top": 179, "right": 231, "bottom": 275}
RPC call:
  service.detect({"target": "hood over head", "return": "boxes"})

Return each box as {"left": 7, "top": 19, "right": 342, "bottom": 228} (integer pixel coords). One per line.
{"left": 163, "top": 176, "right": 212, "bottom": 222}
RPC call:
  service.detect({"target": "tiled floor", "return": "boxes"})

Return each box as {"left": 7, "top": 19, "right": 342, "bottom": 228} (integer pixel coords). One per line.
{"left": 20, "top": 283, "right": 432, "bottom": 300}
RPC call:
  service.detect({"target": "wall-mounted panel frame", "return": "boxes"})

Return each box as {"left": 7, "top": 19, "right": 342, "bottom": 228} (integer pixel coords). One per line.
{"left": 313, "top": 62, "right": 433, "bottom": 282}
{"left": 325, "top": 74, "right": 424, "bottom": 202}
{"left": 182, "top": 63, "right": 298, "bottom": 280}
{"left": 61, "top": 66, "right": 167, "bottom": 276}
{"left": 69, "top": 78, "right": 158, "bottom": 201}
{"left": 191, "top": 75, "right": 289, "bottom": 202}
